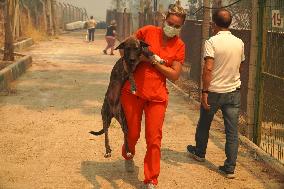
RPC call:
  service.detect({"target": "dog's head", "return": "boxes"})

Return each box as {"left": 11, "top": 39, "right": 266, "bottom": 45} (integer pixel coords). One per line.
{"left": 115, "top": 36, "right": 149, "bottom": 72}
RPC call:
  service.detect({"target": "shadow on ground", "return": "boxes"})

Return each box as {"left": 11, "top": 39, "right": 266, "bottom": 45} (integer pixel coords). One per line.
{"left": 161, "top": 148, "right": 219, "bottom": 173}
{"left": 81, "top": 160, "right": 143, "bottom": 189}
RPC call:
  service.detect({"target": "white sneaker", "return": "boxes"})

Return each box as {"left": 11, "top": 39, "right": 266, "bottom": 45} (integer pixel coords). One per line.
{"left": 145, "top": 183, "right": 155, "bottom": 189}
{"left": 124, "top": 159, "right": 134, "bottom": 172}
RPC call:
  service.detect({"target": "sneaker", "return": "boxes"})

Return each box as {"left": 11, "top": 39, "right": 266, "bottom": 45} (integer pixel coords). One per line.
{"left": 218, "top": 166, "right": 235, "bottom": 179}
{"left": 145, "top": 183, "right": 155, "bottom": 189}
{"left": 103, "top": 50, "right": 107, "bottom": 55}
{"left": 124, "top": 159, "right": 134, "bottom": 173}
{"left": 187, "top": 145, "right": 205, "bottom": 162}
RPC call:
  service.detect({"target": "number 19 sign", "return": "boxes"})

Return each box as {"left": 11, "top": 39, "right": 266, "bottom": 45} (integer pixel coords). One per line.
{"left": 272, "top": 10, "right": 283, "bottom": 28}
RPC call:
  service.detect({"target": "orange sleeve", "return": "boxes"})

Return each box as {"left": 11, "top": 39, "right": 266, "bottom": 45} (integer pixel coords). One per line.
{"left": 175, "top": 42, "right": 185, "bottom": 64}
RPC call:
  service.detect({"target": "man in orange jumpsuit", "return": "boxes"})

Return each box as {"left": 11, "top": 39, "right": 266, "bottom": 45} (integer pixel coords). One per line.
{"left": 120, "top": 4, "right": 186, "bottom": 189}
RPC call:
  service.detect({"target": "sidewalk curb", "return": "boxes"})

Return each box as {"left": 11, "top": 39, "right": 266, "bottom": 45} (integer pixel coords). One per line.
{"left": 14, "top": 38, "right": 34, "bottom": 51}
{"left": 167, "top": 80, "right": 284, "bottom": 176}
{"left": 0, "top": 55, "right": 32, "bottom": 91}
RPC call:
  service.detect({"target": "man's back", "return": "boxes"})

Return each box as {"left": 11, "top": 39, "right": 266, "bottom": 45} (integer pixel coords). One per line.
{"left": 88, "top": 19, "right": 96, "bottom": 29}
{"left": 204, "top": 31, "right": 245, "bottom": 93}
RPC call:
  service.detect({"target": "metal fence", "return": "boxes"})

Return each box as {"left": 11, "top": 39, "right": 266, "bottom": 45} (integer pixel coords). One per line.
{"left": 106, "top": 9, "right": 164, "bottom": 41}
{"left": 0, "top": 0, "right": 88, "bottom": 45}
{"left": 258, "top": 0, "right": 284, "bottom": 164}
{"left": 106, "top": 10, "right": 132, "bottom": 41}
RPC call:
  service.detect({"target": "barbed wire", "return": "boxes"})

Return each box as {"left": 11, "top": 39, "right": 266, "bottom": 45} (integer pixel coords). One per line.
{"left": 192, "top": 0, "right": 243, "bottom": 15}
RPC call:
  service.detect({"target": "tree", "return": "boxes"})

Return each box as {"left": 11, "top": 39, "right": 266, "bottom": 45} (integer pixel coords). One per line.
{"left": 51, "top": 0, "right": 57, "bottom": 35}
{"left": 3, "top": 0, "right": 15, "bottom": 61}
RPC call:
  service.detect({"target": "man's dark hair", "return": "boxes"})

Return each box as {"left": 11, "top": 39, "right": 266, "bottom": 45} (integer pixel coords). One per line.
{"left": 212, "top": 9, "right": 232, "bottom": 28}
{"left": 90, "top": 16, "right": 93, "bottom": 19}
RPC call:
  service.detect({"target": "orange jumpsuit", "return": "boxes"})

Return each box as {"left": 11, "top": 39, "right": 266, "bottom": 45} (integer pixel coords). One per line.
{"left": 121, "top": 25, "right": 185, "bottom": 185}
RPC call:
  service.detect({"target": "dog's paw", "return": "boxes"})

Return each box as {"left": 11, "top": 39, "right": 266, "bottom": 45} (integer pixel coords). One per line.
{"left": 104, "top": 153, "right": 111, "bottom": 158}
{"left": 126, "top": 152, "right": 133, "bottom": 158}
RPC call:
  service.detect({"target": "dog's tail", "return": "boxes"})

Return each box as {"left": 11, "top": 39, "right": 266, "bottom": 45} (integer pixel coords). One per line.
{"left": 89, "top": 129, "right": 104, "bottom": 136}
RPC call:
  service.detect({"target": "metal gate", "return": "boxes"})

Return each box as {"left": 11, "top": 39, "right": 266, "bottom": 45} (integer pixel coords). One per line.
{"left": 257, "top": 0, "right": 284, "bottom": 164}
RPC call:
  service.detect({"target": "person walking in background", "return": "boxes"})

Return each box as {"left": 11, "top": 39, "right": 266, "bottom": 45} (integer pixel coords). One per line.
{"left": 186, "top": 9, "right": 245, "bottom": 179}
{"left": 120, "top": 4, "right": 186, "bottom": 189}
{"left": 87, "top": 16, "right": 97, "bottom": 42}
{"left": 103, "top": 20, "right": 117, "bottom": 55}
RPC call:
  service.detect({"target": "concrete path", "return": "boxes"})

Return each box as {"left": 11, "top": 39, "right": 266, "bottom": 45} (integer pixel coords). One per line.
{"left": 0, "top": 30, "right": 283, "bottom": 189}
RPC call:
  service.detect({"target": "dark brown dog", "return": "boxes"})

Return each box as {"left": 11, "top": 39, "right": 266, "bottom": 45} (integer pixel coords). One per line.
{"left": 90, "top": 36, "right": 153, "bottom": 158}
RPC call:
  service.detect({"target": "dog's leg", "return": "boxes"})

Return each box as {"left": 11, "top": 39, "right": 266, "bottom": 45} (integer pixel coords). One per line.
{"left": 128, "top": 73, "right": 136, "bottom": 94}
{"left": 116, "top": 106, "right": 133, "bottom": 158}
{"left": 102, "top": 105, "right": 112, "bottom": 158}
{"left": 104, "top": 128, "right": 112, "bottom": 158}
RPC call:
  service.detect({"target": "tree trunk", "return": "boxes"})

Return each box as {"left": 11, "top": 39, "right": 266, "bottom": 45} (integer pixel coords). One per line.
{"left": 3, "top": 0, "right": 15, "bottom": 61}
{"left": 51, "top": 0, "right": 57, "bottom": 35}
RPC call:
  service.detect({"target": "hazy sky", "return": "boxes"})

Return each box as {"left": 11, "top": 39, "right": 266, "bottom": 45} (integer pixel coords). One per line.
{"left": 61, "top": 0, "right": 112, "bottom": 21}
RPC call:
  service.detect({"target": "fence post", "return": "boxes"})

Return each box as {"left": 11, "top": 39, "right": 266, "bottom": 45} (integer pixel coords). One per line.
{"left": 59, "top": 3, "right": 64, "bottom": 29}
{"left": 80, "top": 8, "right": 83, "bottom": 21}
{"left": 51, "top": 0, "right": 57, "bottom": 35}
{"left": 247, "top": 0, "right": 258, "bottom": 140}
{"left": 253, "top": 0, "right": 267, "bottom": 145}
{"left": 63, "top": 3, "right": 67, "bottom": 28}
{"left": 67, "top": 4, "right": 71, "bottom": 23}
{"left": 199, "top": 0, "right": 210, "bottom": 98}
{"left": 71, "top": 5, "right": 74, "bottom": 22}
{"left": 83, "top": 8, "right": 88, "bottom": 20}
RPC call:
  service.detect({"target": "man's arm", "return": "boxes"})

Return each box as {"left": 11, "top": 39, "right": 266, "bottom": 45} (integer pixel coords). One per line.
{"left": 201, "top": 57, "right": 214, "bottom": 110}
{"left": 202, "top": 57, "right": 214, "bottom": 91}
{"left": 239, "top": 61, "right": 245, "bottom": 74}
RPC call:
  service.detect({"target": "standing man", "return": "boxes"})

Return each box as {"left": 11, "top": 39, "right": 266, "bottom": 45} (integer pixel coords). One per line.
{"left": 87, "top": 16, "right": 97, "bottom": 42}
{"left": 187, "top": 9, "right": 245, "bottom": 179}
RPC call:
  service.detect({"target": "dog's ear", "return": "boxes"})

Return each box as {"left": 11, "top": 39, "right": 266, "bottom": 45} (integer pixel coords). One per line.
{"left": 114, "top": 42, "right": 125, "bottom": 50}
{"left": 139, "top": 40, "right": 149, "bottom": 48}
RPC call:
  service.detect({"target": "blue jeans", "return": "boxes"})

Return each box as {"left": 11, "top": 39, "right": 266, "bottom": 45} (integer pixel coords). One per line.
{"left": 88, "top": 28, "right": 95, "bottom": 41}
{"left": 195, "top": 90, "right": 240, "bottom": 172}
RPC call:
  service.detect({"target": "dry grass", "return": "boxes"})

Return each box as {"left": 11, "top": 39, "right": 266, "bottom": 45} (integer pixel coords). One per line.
{"left": 22, "top": 24, "right": 47, "bottom": 42}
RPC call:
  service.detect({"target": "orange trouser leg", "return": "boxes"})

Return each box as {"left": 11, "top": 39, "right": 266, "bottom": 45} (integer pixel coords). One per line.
{"left": 143, "top": 101, "right": 167, "bottom": 185}
{"left": 121, "top": 91, "right": 144, "bottom": 159}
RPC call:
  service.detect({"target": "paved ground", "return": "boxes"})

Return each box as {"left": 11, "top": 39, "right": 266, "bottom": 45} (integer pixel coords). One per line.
{"left": 0, "top": 30, "right": 283, "bottom": 189}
